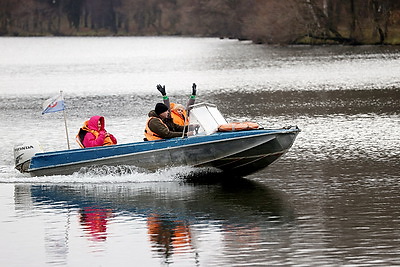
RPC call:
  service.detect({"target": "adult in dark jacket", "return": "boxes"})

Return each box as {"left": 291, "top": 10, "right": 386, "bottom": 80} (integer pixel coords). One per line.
{"left": 144, "top": 103, "right": 193, "bottom": 141}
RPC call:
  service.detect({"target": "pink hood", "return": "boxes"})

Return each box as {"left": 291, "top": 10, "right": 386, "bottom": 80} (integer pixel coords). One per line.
{"left": 87, "top": 116, "right": 105, "bottom": 131}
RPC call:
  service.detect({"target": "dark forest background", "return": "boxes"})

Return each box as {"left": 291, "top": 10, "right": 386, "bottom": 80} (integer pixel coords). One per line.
{"left": 1, "top": 0, "right": 400, "bottom": 45}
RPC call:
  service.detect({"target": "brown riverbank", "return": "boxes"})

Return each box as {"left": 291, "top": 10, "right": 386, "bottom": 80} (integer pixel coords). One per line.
{"left": 2, "top": 0, "right": 400, "bottom": 45}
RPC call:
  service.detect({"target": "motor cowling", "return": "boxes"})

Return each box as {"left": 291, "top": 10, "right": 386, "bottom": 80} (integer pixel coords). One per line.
{"left": 14, "top": 141, "right": 43, "bottom": 173}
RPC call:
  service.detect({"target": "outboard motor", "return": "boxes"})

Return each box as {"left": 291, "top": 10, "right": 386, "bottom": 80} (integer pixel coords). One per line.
{"left": 14, "top": 141, "right": 43, "bottom": 173}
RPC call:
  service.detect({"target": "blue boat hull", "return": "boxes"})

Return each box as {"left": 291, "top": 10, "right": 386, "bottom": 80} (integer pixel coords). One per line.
{"left": 28, "top": 127, "right": 300, "bottom": 177}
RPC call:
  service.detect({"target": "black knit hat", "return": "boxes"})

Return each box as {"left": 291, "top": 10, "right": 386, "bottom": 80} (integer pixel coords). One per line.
{"left": 155, "top": 103, "right": 169, "bottom": 115}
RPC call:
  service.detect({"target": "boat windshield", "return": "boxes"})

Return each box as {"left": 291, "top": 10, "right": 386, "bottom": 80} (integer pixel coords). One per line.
{"left": 188, "top": 103, "right": 227, "bottom": 135}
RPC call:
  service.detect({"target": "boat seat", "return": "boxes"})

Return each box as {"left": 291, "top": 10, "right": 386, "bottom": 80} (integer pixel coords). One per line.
{"left": 76, "top": 129, "right": 87, "bottom": 148}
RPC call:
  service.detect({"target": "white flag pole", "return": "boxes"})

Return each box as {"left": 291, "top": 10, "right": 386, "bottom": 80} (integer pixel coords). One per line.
{"left": 60, "top": 91, "right": 70, "bottom": 149}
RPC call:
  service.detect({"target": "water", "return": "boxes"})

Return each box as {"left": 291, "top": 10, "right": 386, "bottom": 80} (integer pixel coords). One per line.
{"left": 1, "top": 37, "right": 400, "bottom": 266}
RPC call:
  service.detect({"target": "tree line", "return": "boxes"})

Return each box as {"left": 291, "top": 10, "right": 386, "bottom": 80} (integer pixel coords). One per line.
{"left": 1, "top": 0, "right": 400, "bottom": 45}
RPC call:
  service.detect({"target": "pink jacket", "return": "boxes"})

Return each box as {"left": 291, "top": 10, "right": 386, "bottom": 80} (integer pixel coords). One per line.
{"left": 82, "top": 116, "right": 117, "bottom": 148}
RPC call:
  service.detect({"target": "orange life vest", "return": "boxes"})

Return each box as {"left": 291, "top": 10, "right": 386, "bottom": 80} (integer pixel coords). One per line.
{"left": 144, "top": 117, "right": 168, "bottom": 141}
{"left": 76, "top": 121, "right": 116, "bottom": 148}
{"left": 170, "top": 103, "right": 189, "bottom": 126}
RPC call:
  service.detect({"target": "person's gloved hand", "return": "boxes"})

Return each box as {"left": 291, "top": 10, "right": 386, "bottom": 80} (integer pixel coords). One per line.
{"left": 189, "top": 124, "right": 200, "bottom": 133}
{"left": 194, "top": 124, "right": 200, "bottom": 134}
{"left": 156, "top": 84, "right": 166, "bottom": 96}
{"left": 192, "top": 83, "right": 197, "bottom": 96}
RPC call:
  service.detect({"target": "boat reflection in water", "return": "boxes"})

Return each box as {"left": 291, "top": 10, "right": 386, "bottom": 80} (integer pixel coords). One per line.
{"left": 147, "top": 214, "right": 193, "bottom": 258}
{"left": 79, "top": 207, "right": 113, "bottom": 241}
{"left": 22, "top": 173, "right": 293, "bottom": 262}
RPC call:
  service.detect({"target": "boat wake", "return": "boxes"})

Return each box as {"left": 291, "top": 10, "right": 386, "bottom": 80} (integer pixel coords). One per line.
{"left": 0, "top": 165, "right": 223, "bottom": 184}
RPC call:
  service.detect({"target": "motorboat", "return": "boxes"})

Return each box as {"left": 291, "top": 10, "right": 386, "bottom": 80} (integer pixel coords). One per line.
{"left": 14, "top": 103, "right": 300, "bottom": 177}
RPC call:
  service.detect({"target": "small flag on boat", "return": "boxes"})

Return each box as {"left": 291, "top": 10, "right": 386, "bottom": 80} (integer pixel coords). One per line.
{"left": 42, "top": 92, "right": 65, "bottom": 114}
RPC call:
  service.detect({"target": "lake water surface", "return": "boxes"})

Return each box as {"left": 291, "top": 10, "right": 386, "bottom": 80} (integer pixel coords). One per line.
{"left": 0, "top": 37, "right": 399, "bottom": 266}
